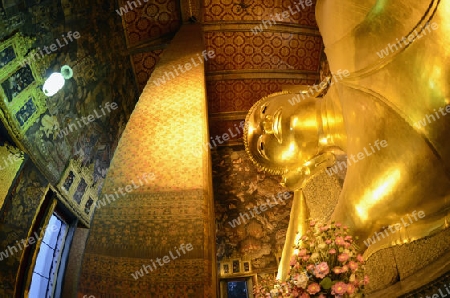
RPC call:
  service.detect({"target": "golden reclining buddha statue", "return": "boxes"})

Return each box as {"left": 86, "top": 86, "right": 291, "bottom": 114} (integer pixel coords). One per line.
{"left": 243, "top": 0, "right": 450, "bottom": 282}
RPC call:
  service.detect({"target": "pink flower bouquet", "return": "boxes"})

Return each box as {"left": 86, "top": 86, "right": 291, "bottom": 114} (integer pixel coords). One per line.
{"left": 254, "top": 221, "right": 368, "bottom": 297}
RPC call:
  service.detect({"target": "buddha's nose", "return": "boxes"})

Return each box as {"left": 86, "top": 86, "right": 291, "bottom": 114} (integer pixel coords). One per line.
{"left": 262, "top": 115, "right": 274, "bottom": 134}
{"left": 261, "top": 110, "right": 282, "bottom": 143}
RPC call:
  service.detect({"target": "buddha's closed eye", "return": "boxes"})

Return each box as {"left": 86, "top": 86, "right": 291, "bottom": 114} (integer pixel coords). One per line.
{"left": 261, "top": 105, "right": 267, "bottom": 114}
{"left": 258, "top": 138, "right": 269, "bottom": 160}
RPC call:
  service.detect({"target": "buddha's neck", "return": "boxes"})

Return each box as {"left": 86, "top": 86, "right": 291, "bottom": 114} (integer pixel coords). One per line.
{"left": 317, "top": 89, "right": 347, "bottom": 152}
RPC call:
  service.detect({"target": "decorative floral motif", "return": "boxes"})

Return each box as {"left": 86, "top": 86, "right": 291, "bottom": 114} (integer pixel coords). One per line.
{"left": 254, "top": 220, "right": 368, "bottom": 297}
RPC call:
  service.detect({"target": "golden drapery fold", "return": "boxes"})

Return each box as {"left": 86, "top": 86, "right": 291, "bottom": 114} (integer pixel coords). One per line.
{"left": 316, "top": 0, "right": 450, "bottom": 258}
{"left": 276, "top": 0, "right": 450, "bottom": 279}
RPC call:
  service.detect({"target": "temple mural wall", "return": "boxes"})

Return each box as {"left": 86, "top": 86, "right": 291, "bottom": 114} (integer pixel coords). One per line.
{"left": 0, "top": 2, "right": 138, "bottom": 295}
{"left": 213, "top": 146, "right": 292, "bottom": 273}
{"left": 0, "top": 0, "right": 138, "bottom": 189}
{"left": 212, "top": 146, "right": 344, "bottom": 276}
{"left": 0, "top": 161, "right": 48, "bottom": 297}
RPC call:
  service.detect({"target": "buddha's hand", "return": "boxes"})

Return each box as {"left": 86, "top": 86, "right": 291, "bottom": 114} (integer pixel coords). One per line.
{"left": 281, "top": 152, "right": 336, "bottom": 190}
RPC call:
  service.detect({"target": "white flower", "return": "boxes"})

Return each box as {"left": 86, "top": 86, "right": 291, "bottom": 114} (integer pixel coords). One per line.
{"left": 318, "top": 243, "right": 327, "bottom": 250}
{"left": 293, "top": 273, "right": 309, "bottom": 289}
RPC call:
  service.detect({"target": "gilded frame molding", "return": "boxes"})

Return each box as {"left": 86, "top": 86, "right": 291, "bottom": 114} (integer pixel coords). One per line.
{"left": 0, "top": 32, "right": 35, "bottom": 76}
{"left": 232, "top": 259, "right": 241, "bottom": 274}
{"left": 55, "top": 159, "right": 98, "bottom": 226}
{"left": 0, "top": 33, "right": 50, "bottom": 140}
{"left": 219, "top": 257, "right": 253, "bottom": 278}
{"left": 220, "top": 262, "right": 231, "bottom": 276}
{"left": 5, "top": 85, "right": 47, "bottom": 133}
{"left": 242, "top": 260, "right": 252, "bottom": 273}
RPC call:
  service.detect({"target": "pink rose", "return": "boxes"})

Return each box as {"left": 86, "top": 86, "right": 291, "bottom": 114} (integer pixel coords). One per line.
{"left": 302, "top": 255, "right": 310, "bottom": 261}
{"left": 333, "top": 267, "right": 342, "bottom": 274}
{"left": 314, "top": 262, "right": 330, "bottom": 278}
{"left": 332, "top": 282, "right": 348, "bottom": 295}
{"left": 328, "top": 248, "right": 336, "bottom": 254}
{"left": 364, "top": 275, "right": 370, "bottom": 285}
{"left": 344, "top": 235, "right": 352, "bottom": 241}
{"left": 347, "top": 283, "right": 356, "bottom": 295}
{"left": 335, "top": 223, "right": 342, "bottom": 227}
{"left": 341, "top": 265, "right": 349, "bottom": 272}
{"left": 348, "top": 261, "right": 358, "bottom": 271}
{"left": 316, "top": 262, "right": 329, "bottom": 272}
{"left": 300, "top": 293, "right": 310, "bottom": 298}
{"left": 338, "top": 253, "right": 349, "bottom": 262}
{"left": 357, "top": 254, "right": 364, "bottom": 263}
{"left": 307, "top": 283, "right": 321, "bottom": 295}
{"left": 335, "top": 236, "right": 345, "bottom": 246}
{"left": 325, "top": 239, "right": 332, "bottom": 244}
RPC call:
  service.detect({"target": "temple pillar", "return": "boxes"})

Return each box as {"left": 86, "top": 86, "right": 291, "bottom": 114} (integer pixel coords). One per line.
{"left": 78, "top": 24, "right": 217, "bottom": 297}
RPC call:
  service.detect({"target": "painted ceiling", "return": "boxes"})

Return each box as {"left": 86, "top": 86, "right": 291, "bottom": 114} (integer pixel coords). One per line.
{"left": 121, "top": 0, "right": 324, "bottom": 142}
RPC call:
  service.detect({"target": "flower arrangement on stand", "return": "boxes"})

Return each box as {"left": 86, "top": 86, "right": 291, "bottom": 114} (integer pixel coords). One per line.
{"left": 254, "top": 220, "right": 369, "bottom": 298}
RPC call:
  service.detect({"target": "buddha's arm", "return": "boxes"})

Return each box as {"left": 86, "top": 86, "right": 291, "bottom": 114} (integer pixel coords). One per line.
{"left": 276, "top": 189, "right": 308, "bottom": 281}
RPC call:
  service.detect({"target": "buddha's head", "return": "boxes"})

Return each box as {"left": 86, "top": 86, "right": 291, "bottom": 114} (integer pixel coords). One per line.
{"left": 244, "top": 92, "right": 321, "bottom": 175}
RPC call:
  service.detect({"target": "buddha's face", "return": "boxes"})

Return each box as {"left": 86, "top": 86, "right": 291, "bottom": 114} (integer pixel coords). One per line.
{"left": 245, "top": 93, "right": 321, "bottom": 174}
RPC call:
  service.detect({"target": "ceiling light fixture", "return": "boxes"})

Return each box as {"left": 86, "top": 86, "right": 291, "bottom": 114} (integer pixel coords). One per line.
{"left": 42, "top": 65, "right": 73, "bottom": 97}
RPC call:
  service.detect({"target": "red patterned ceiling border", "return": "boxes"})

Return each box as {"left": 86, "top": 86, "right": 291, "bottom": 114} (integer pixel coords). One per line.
{"left": 206, "top": 70, "right": 320, "bottom": 81}
{"left": 203, "top": 22, "right": 320, "bottom": 36}
{"left": 203, "top": 0, "right": 318, "bottom": 27}
{"left": 209, "top": 111, "right": 249, "bottom": 121}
